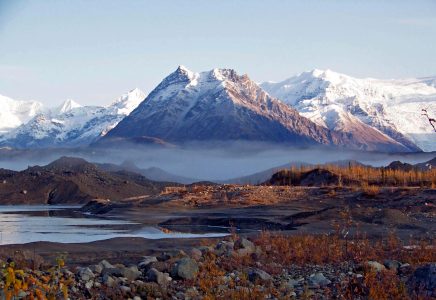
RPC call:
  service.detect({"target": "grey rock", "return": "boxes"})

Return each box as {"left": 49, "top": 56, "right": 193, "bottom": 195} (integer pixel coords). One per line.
{"left": 308, "top": 272, "right": 331, "bottom": 288}
{"left": 287, "top": 278, "right": 300, "bottom": 289}
{"left": 407, "top": 263, "right": 436, "bottom": 297}
{"left": 85, "top": 280, "right": 93, "bottom": 289}
{"left": 138, "top": 256, "right": 158, "bottom": 269}
{"left": 157, "top": 252, "right": 172, "bottom": 262}
{"left": 383, "top": 259, "right": 401, "bottom": 272}
{"left": 198, "top": 246, "right": 213, "bottom": 254}
{"left": 147, "top": 268, "right": 172, "bottom": 285}
{"left": 89, "top": 264, "right": 103, "bottom": 274}
{"left": 215, "top": 241, "right": 234, "bottom": 256}
{"left": 366, "top": 261, "right": 386, "bottom": 272}
{"left": 99, "top": 260, "right": 114, "bottom": 270}
{"left": 103, "top": 275, "right": 116, "bottom": 287}
{"left": 17, "top": 290, "right": 27, "bottom": 298}
{"left": 190, "top": 248, "right": 202, "bottom": 260}
{"left": 234, "top": 238, "right": 255, "bottom": 256}
{"left": 101, "top": 267, "right": 123, "bottom": 278}
{"left": 399, "top": 263, "right": 412, "bottom": 274}
{"left": 78, "top": 267, "right": 95, "bottom": 282}
{"left": 236, "top": 248, "right": 253, "bottom": 257}
{"left": 62, "top": 269, "right": 74, "bottom": 277}
{"left": 171, "top": 258, "right": 199, "bottom": 280}
{"left": 236, "top": 238, "right": 255, "bottom": 250}
{"left": 121, "top": 266, "right": 142, "bottom": 281}
{"left": 248, "top": 268, "right": 272, "bottom": 282}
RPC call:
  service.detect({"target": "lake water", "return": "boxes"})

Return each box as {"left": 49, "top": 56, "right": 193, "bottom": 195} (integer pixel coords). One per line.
{"left": 0, "top": 205, "right": 227, "bottom": 245}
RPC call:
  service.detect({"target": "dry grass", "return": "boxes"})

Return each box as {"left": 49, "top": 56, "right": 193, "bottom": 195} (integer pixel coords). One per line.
{"left": 158, "top": 185, "right": 306, "bottom": 208}
{"left": 253, "top": 231, "right": 435, "bottom": 266}
{"left": 194, "top": 228, "right": 435, "bottom": 299}
{"left": 274, "top": 164, "right": 436, "bottom": 187}
{"left": 361, "top": 182, "right": 381, "bottom": 196}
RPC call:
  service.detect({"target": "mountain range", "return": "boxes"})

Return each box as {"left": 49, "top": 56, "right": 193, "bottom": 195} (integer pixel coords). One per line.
{"left": 1, "top": 67, "right": 435, "bottom": 152}
{"left": 0, "top": 88, "right": 145, "bottom": 148}
{"left": 261, "top": 69, "right": 436, "bottom": 152}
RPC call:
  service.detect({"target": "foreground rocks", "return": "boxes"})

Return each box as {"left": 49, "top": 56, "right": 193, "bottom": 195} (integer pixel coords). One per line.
{"left": 0, "top": 235, "right": 433, "bottom": 299}
{"left": 407, "top": 263, "right": 436, "bottom": 297}
{"left": 171, "top": 258, "right": 199, "bottom": 280}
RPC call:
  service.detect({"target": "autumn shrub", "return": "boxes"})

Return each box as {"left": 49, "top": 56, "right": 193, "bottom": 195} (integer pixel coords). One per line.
{"left": 252, "top": 231, "right": 435, "bottom": 267}
{"left": 276, "top": 164, "right": 436, "bottom": 188}
{"left": 361, "top": 182, "right": 381, "bottom": 196}
{"left": 0, "top": 254, "right": 72, "bottom": 300}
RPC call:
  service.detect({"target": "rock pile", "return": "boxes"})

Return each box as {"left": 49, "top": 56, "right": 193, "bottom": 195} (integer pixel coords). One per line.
{"left": 1, "top": 237, "right": 433, "bottom": 299}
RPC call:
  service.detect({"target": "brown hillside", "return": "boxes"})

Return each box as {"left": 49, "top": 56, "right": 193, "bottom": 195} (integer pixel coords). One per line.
{"left": 0, "top": 157, "right": 173, "bottom": 204}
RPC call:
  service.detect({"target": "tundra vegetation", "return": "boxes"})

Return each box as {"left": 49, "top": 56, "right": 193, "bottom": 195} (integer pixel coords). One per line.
{"left": 0, "top": 226, "right": 434, "bottom": 299}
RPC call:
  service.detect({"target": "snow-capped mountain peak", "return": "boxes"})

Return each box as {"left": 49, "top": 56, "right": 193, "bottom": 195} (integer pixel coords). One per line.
{"left": 0, "top": 94, "right": 43, "bottom": 133}
{"left": 0, "top": 88, "right": 146, "bottom": 148}
{"left": 56, "top": 99, "right": 82, "bottom": 114}
{"left": 109, "top": 88, "right": 146, "bottom": 115}
{"left": 104, "top": 66, "right": 412, "bottom": 152}
{"left": 177, "top": 65, "right": 195, "bottom": 78}
{"left": 261, "top": 70, "right": 436, "bottom": 151}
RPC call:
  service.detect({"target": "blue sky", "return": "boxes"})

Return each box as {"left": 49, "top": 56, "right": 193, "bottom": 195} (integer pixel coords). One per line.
{"left": 0, "top": 0, "right": 435, "bottom": 106}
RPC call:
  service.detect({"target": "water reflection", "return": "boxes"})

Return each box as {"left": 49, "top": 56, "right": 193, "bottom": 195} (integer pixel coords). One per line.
{"left": 0, "top": 205, "right": 226, "bottom": 245}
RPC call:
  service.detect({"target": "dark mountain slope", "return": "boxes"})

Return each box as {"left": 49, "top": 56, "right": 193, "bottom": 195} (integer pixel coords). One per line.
{"left": 0, "top": 157, "right": 172, "bottom": 204}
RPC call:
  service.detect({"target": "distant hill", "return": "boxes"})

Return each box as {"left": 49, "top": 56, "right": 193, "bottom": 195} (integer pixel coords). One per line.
{"left": 415, "top": 157, "right": 436, "bottom": 171}
{"left": 264, "top": 158, "right": 436, "bottom": 187}
{"left": 97, "top": 160, "right": 199, "bottom": 184}
{"left": 223, "top": 160, "right": 365, "bottom": 185}
{"left": 0, "top": 156, "right": 173, "bottom": 204}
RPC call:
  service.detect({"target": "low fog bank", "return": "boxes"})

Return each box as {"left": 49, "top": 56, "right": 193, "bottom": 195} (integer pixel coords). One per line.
{"left": 0, "top": 142, "right": 435, "bottom": 182}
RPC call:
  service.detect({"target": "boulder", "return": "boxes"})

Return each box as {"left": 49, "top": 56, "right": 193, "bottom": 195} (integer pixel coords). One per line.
{"left": 198, "top": 246, "right": 213, "bottom": 255}
{"left": 171, "top": 258, "right": 199, "bottom": 280}
{"left": 157, "top": 253, "right": 172, "bottom": 262}
{"left": 138, "top": 256, "right": 158, "bottom": 269}
{"left": 234, "top": 238, "right": 255, "bottom": 256}
{"left": 121, "top": 266, "right": 142, "bottom": 281}
{"left": 78, "top": 267, "right": 95, "bottom": 282}
{"left": 308, "top": 272, "right": 331, "bottom": 288}
{"left": 102, "top": 274, "right": 116, "bottom": 287}
{"left": 235, "top": 238, "right": 255, "bottom": 251}
{"left": 190, "top": 248, "right": 203, "bottom": 261}
{"left": 146, "top": 268, "right": 172, "bottom": 285}
{"left": 383, "top": 259, "right": 401, "bottom": 272}
{"left": 399, "top": 263, "right": 412, "bottom": 275}
{"left": 248, "top": 268, "right": 272, "bottom": 282}
{"left": 236, "top": 248, "right": 254, "bottom": 257}
{"left": 101, "top": 267, "right": 124, "bottom": 278}
{"left": 407, "top": 263, "right": 436, "bottom": 297}
{"left": 85, "top": 280, "right": 93, "bottom": 289}
{"left": 215, "top": 241, "right": 235, "bottom": 256}
{"left": 98, "top": 260, "right": 114, "bottom": 270}
{"left": 366, "top": 261, "right": 386, "bottom": 272}
{"left": 89, "top": 264, "right": 103, "bottom": 274}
